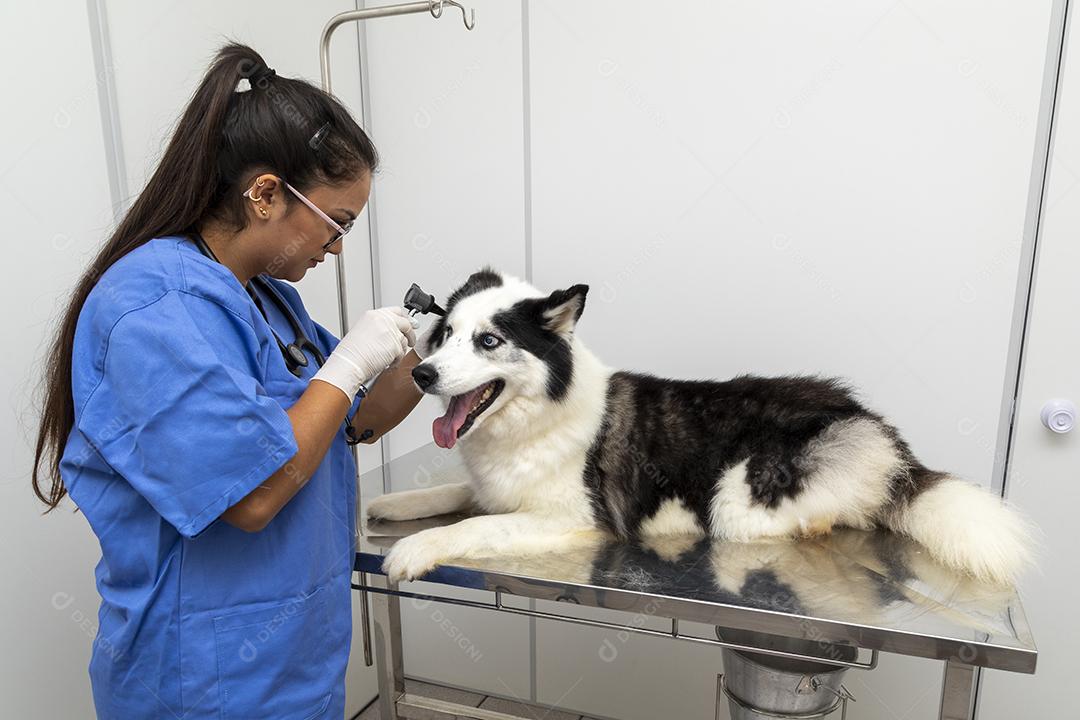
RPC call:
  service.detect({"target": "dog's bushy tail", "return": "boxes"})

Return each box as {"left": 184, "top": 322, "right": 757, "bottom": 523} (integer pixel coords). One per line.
{"left": 882, "top": 468, "right": 1034, "bottom": 586}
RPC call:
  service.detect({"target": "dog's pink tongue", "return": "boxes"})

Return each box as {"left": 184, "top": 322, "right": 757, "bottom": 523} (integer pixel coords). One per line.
{"left": 432, "top": 388, "right": 485, "bottom": 449}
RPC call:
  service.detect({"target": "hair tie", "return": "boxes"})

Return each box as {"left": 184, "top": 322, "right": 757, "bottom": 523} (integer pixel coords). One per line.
{"left": 250, "top": 66, "right": 276, "bottom": 86}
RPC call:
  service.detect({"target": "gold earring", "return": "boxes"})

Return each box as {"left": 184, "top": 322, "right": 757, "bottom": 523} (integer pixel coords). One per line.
{"left": 259, "top": 208, "right": 268, "bottom": 217}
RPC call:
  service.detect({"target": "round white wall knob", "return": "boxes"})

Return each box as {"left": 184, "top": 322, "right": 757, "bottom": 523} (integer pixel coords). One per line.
{"left": 1040, "top": 399, "right": 1076, "bottom": 434}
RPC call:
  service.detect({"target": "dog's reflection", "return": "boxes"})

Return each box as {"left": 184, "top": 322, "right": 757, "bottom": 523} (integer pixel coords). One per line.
{"left": 367, "top": 519, "right": 1016, "bottom": 636}
{"left": 588, "top": 529, "right": 1016, "bottom": 634}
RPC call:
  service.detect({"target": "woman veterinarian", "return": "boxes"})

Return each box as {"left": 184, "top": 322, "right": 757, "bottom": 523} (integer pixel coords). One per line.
{"left": 31, "top": 44, "right": 424, "bottom": 719}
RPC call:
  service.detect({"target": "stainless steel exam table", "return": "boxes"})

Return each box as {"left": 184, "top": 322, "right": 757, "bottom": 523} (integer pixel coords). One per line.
{"left": 351, "top": 445, "right": 1036, "bottom": 720}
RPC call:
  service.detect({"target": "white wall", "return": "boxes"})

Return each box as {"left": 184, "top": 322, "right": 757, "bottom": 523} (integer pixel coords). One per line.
{"left": 0, "top": 2, "right": 117, "bottom": 716}
{"left": 979, "top": 2, "right": 1080, "bottom": 715}
{"left": 528, "top": 0, "right": 1049, "bottom": 486}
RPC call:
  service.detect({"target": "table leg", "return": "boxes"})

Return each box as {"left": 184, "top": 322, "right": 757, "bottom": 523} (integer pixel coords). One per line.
{"left": 370, "top": 574, "right": 405, "bottom": 720}
{"left": 939, "top": 660, "right": 977, "bottom": 720}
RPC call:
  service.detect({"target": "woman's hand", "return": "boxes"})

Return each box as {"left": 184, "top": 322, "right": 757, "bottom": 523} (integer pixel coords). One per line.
{"left": 313, "top": 307, "right": 415, "bottom": 401}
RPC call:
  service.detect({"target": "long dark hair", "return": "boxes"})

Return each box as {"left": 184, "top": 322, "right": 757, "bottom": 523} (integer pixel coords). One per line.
{"left": 32, "top": 42, "right": 378, "bottom": 510}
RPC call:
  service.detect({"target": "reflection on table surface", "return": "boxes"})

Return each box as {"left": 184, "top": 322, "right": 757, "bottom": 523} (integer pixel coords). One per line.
{"left": 356, "top": 442, "right": 1036, "bottom": 671}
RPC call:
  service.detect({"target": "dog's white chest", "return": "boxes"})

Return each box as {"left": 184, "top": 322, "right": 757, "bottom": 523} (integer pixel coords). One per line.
{"left": 460, "top": 435, "right": 594, "bottom": 523}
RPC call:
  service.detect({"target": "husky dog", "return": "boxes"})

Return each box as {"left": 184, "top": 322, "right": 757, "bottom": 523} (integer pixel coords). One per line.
{"left": 369, "top": 269, "right": 1032, "bottom": 585}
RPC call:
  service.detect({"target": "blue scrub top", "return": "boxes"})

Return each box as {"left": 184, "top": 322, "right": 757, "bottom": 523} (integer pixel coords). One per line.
{"left": 61, "top": 236, "right": 363, "bottom": 720}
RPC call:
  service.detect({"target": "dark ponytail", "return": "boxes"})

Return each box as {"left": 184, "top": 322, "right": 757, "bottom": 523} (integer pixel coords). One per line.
{"left": 32, "top": 42, "right": 378, "bottom": 510}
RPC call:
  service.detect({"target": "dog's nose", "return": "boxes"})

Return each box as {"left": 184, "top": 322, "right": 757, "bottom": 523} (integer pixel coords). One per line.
{"left": 412, "top": 364, "right": 439, "bottom": 390}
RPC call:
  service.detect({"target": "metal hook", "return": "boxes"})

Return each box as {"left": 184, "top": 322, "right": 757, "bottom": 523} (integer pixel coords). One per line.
{"left": 429, "top": 0, "right": 476, "bottom": 30}
{"left": 811, "top": 680, "right": 856, "bottom": 704}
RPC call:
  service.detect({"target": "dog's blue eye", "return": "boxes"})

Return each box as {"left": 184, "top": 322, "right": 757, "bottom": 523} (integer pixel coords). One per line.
{"left": 480, "top": 333, "right": 501, "bottom": 349}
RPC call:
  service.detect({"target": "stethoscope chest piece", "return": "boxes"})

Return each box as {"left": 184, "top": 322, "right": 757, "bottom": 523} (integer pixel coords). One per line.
{"left": 285, "top": 343, "right": 310, "bottom": 374}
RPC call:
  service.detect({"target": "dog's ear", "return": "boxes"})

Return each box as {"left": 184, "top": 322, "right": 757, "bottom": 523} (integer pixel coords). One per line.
{"left": 448, "top": 268, "right": 503, "bottom": 308}
{"left": 541, "top": 284, "right": 589, "bottom": 335}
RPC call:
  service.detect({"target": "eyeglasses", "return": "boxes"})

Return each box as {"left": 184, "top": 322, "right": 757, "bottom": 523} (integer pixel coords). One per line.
{"left": 244, "top": 177, "right": 354, "bottom": 251}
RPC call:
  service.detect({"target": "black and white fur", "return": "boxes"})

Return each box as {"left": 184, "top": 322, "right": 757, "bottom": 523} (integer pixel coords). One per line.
{"left": 370, "top": 269, "right": 1033, "bottom": 585}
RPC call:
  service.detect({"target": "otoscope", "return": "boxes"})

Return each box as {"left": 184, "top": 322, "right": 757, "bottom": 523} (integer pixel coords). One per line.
{"left": 403, "top": 282, "right": 446, "bottom": 322}
{"left": 350, "top": 283, "right": 444, "bottom": 443}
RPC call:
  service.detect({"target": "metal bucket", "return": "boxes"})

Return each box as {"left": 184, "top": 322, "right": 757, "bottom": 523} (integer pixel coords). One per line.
{"left": 717, "top": 630, "right": 857, "bottom": 719}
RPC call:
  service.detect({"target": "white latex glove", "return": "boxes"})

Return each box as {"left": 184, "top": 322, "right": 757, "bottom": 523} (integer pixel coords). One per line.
{"left": 313, "top": 306, "right": 416, "bottom": 400}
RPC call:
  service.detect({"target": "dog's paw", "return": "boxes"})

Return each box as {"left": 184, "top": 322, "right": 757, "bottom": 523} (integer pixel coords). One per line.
{"left": 367, "top": 493, "right": 416, "bottom": 522}
{"left": 382, "top": 530, "right": 449, "bottom": 582}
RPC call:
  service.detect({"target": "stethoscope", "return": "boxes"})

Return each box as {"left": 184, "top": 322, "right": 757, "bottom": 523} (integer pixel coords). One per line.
{"left": 188, "top": 230, "right": 368, "bottom": 443}
{"left": 190, "top": 230, "right": 325, "bottom": 376}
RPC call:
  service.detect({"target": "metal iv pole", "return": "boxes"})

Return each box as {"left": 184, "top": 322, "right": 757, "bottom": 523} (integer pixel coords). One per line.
{"left": 317, "top": 0, "right": 475, "bottom": 667}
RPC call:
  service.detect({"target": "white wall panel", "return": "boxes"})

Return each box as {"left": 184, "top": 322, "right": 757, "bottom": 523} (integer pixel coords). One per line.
{"left": 534, "top": 613, "right": 721, "bottom": 720}
{"left": 979, "top": 3, "right": 1080, "bottom": 716}
{"left": 526, "top": 2, "right": 1052, "bottom": 718}
{"left": 0, "top": 2, "right": 121, "bottom": 716}
{"left": 362, "top": 0, "right": 527, "bottom": 464}
{"left": 529, "top": 0, "right": 1049, "bottom": 485}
